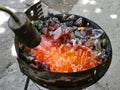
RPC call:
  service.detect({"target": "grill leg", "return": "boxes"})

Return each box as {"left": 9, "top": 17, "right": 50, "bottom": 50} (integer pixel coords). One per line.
{"left": 24, "top": 77, "right": 30, "bottom": 90}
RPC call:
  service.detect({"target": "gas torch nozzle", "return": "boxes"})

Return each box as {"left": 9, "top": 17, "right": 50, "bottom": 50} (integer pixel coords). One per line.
{"left": 0, "top": 6, "right": 41, "bottom": 48}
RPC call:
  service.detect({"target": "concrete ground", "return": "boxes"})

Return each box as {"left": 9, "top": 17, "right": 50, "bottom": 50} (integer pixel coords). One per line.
{"left": 0, "top": 0, "right": 120, "bottom": 90}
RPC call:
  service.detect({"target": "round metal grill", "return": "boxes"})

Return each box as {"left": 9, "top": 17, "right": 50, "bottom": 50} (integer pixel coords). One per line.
{"left": 15, "top": 1, "right": 112, "bottom": 90}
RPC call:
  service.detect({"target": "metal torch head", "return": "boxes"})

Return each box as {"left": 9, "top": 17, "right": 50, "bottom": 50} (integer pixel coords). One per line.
{"left": 8, "top": 12, "right": 41, "bottom": 48}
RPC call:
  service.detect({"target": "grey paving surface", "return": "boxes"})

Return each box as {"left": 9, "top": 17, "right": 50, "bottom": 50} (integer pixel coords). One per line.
{"left": 0, "top": 0, "right": 120, "bottom": 90}
{"left": 41, "top": 0, "right": 78, "bottom": 13}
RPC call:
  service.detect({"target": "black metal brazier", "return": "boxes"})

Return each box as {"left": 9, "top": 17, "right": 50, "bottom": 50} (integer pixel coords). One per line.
{"left": 15, "top": 2, "right": 112, "bottom": 90}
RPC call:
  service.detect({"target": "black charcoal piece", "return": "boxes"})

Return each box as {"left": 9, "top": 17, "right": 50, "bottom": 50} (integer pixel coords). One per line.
{"left": 52, "top": 17, "right": 60, "bottom": 23}
{"left": 53, "top": 26, "right": 63, "bottom": 39}
{"left": 65, "top": 21, "right": 73, "bottom": 26}
{"left": 66, "top": 15, "right": 76, "bottom": 21}
{"left": 69, "top": 26, "right": 78, "bottom": 31}
{"left": 101, "top": 49, "right": 108, "bottom": 60}
{"left": 92, "top": 29, "right": 104, "bottom": 39}
{"left": 74, "top": 30, "right": 82, "bottom": 38}
{"left": 75, "top": 17, "right": 82, "bottom": 26}
{"left": 48, "top": 18, "right": 56, "bottom": 26}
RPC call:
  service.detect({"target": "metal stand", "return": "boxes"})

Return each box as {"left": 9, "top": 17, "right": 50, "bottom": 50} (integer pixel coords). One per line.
{"left": 24, "top": 77, "right": 30, "bottom": 90}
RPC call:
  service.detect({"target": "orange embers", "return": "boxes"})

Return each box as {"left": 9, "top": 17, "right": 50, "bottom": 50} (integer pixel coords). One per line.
{"left": 33, "top": 35, "right": 102, "bottom": 73}
{"left": 78, "top": 27, "right": 85, "bottom": 31}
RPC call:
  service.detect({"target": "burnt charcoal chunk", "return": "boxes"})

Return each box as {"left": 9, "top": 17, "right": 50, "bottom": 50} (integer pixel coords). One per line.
{"left": 41, "top": 62, "right": 50, "bottom": 70}
{"left": 92, "top": 29, "right": 104, "bottom": 39}
{"left": 85, "top": 27, "right": 93, "bottom": 31}
{"left": 66, "top": 15, "right": 76, "bottom": 21}
{"left": 52, "top": 17, "right": 60, "bottom": 23}
{"left": 85, "top": 27, "right": 93, "bottom": 35}
{"left": 53, "top": 26, "right": 63, "bottom": 40}
{"left": 71, "top": 38, "right": 82, "bottom": 45}
{"left": 48, "top": 18, "right": 56, "bottom": 26}
{"left": 65, "top": 21, "right": 74, "bottom": 26}
{"left": 75, "top": 17, "right": 83, "bottom": 26}
{"left": 101, "top": 49, "right": 108, "bottom": 60}
{"left": 70, "top": 26, "right": 78, "bottom": 31}
{"left": 74, "top": 30, "right": 82, "bottom": 38}
{"left": 80, "top": 30, "right": 86, "bottom": 37}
